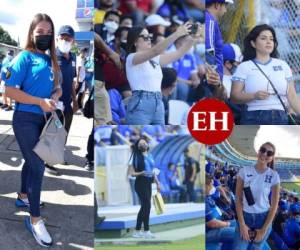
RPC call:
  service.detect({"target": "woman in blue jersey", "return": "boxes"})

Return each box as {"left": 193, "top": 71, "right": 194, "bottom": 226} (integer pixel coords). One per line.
{"left": 231, "top": 24, "right": 300, "bottom": 124}
{"left": 233, "top": 142, "right": 280, "bottom": 250}
{"left": 4, "top": 13, "right": 61, "bottom": 247}
{"left": 129, "top": 137, "right": 161, "bottom": 239}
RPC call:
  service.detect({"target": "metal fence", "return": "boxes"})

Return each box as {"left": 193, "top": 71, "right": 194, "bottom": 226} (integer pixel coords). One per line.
{"left": 219, "top": 0, "right": 300, "bottom": 84}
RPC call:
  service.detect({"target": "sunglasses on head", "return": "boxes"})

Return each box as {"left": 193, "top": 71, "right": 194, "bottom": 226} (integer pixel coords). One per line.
{"left": 259, "top": 147, "right": 274, "bottom": 157}
{"left": 138, "top": 34, "right": 151, "bottom": 41}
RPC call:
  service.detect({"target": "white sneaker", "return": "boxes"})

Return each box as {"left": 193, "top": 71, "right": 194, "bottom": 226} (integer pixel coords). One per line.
{"left": 144, "top": 230, "right": 155, "bottom": 239}
{"left": 25, "top": 217, "right": 53, "bottom": 247}
{"left": 132, "top": 230, "right": 144, "bottom": 238}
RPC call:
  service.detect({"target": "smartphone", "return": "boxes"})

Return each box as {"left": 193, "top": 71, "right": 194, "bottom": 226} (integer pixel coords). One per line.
{"left": 248, "top": 230, "right": 257, "bottom": 241}
{"left": 244, "top": 186, "right": 255, "bottom": 206}
{"left": 205, "top": 48, "right": 217, "bottom": 70}
{"left": 190, "top": 23, "right": 198, "bottom": 35}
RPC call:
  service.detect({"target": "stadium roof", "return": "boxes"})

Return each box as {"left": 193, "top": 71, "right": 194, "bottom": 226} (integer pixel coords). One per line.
{"left": 227, "top": 125, "right": 259, "bottom": 158}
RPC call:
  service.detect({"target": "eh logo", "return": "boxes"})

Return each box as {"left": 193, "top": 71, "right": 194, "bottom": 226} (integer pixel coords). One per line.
{"left": 187, "top": 99, "right": 234, "bottom": 145}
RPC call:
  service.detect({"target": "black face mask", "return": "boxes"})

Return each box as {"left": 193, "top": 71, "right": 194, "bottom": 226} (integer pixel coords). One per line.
{"left": 138, "top": 144, "right": 149, "bottom": 152}
{"left": 35, "top": 35, "right": 52, "bottom": 51}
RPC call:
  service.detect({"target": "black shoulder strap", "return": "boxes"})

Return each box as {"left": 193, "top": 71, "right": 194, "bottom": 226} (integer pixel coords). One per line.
{"left": 252, "top": 60, "right": 288, "bottom": 114}
{"left": 87, "top": 86, "right": 94, "bottom": 101}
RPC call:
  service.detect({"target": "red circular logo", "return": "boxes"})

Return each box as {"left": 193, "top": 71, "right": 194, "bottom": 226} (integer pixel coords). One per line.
{"left": 187, "top": 98, "right": 234, "bottom": 145}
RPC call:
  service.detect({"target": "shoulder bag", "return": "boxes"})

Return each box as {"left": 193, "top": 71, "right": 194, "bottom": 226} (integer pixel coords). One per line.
{"left": 33, "top": 110, "right": 67, "bottom": 166}
{"left": 252, "top": 60, "right": 300, "bottom": 125}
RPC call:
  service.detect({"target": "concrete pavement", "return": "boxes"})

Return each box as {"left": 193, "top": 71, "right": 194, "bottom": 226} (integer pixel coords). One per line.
{"left": 0, "top": 108, "right": 94, "bottom": 250}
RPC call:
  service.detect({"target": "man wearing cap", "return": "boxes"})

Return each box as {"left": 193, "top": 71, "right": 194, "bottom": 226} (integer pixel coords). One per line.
{"left": 222, "top": 43, "right": 242, "bottom": 98}
{"left": 222, "top": 43, "right": 244, "bottom": 124}
{"left": 45, "top": 25, "right": 77, "bottom": 175}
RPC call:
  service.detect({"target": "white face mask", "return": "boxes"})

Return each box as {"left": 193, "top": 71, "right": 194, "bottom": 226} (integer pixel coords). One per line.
{"left": 58, "top": 40, "right": 72, "bottom": 53}
{"left": 104, "top": 21, "right": 118, "bottom": 34}
{"left": 7, "top": 55, "right": 13, "bottom": 61}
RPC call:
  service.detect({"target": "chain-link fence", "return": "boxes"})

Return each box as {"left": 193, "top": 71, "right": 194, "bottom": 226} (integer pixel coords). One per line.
{"left": 219, "top": 0, "right": 300, "bottom": 87}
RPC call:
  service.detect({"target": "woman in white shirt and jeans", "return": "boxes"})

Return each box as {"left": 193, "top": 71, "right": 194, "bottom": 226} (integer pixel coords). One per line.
{"left": 231, "top": 24, "right": 300, "bottom": 124}
{"left": 233, "top": 142, "right": 280, "bottom": 250}
{"left": 125, "top": 22, "right": 200, "bottom": 124}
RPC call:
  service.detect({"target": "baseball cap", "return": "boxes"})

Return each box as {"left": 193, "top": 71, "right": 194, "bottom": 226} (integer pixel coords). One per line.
{"left": 206, "top": 0, "right": 234, "bottom": 4}
{"left": 145, "top": 14, "right": 171, "bottom": 27}
{"left": 58, "top": 25, "right": 75, "bottom": 38}
{"left": 223, "top": 43, "right": 243, "bottom": 62}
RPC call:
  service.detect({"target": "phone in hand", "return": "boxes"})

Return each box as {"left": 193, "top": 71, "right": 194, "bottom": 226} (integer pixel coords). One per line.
{"left": 248, "top": 230, "right": 257, "bottom": 241}
{"left": 190, "top": 23, "right": 198, "bottom": 35}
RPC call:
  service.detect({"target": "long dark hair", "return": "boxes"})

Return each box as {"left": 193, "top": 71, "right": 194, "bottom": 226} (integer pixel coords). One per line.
{"left": 126, "top": 26, "right": 144, "bottom": 55}
{"left": 260, "top": 142, "right": 276, "bottom": 170}
{"left": 243, "top": 24, "right": 279, "bottom": 62}
{"left": 25, "top": 13, "right": 59, "bottom": 87}
{"left": 130, "top": 138, "right": 148, "bottom": 172}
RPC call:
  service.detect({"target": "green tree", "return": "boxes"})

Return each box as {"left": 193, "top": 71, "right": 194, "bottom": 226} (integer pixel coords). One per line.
{"left": 0, "top": 25, "right": 18, "bottom": 46}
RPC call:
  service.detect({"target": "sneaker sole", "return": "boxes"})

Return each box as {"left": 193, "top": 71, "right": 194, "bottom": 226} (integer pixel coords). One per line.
{"left": 25, "top": 218, "right": 52, "bottom": 248}
{"left": 132, "top": 234, "right": 144, "bottom": 238}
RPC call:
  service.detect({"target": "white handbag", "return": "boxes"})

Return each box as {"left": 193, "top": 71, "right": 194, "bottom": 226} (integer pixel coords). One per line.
{"left": 33, "top": 111, "right": 67, "bottom": 166}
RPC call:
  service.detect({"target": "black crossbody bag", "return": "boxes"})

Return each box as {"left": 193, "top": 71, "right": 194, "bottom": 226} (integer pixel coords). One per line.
{"left": 252, "top": 60, "right": 300, "bottom": 125}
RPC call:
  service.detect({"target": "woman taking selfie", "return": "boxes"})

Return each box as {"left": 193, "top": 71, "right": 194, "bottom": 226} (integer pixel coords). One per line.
{"left": 4, "top": 13, "right": 61, "bottom": 247}
{"left": 125, "top": 22, "right": 201, "bottom": 124}
{"left": 233, "top": 142, "right": 280, "bottom": 249}
{"left": 231, "top": 24, "right": 300, "bottom": 124}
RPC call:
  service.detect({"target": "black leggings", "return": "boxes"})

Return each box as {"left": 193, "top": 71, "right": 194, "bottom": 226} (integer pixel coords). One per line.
{"left": 135, "top": 177, "right": 152, "bottom": 231}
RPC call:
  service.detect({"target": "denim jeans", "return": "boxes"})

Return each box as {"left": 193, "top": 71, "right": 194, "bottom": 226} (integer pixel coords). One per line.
{"left": 232, "top": 211, "right": 272, "bottom": 250}
{"left": 240, "top": 110, "right": 288, "bottom": 125}
{"left": 13, "top": 111, "right": 46, "bottom": 217}
{"left": 125, "top": 91, "right": 165, "bottom": 125}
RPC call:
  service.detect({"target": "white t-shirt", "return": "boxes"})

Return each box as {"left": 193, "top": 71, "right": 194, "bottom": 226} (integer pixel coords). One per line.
{"left": 77, "top": 56, "right": 86, "bottom": 82}
{"left": 126, "top": 53, "right": 162, "bottom": 92}
{"left": 223, "top": 74, "right": 233, "bottom": 99}
{"left": 238, "top": 165, "right": 280, "bottom": 213}
{"left": 232, "top": 58, "right": 293, "bottom": 111}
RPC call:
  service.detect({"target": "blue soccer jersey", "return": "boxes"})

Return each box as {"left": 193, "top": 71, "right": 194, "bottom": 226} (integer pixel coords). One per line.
{"left": 205, "top": 196, "right": 222, "bottom": 230}
{"left": 283, "top": 217, "right": 300, "bottom": 246}
{"left": 5, "top": 50, "right": 54, "bottom": 115}
{"left": 205, "top": 10, "right": 224, "bottom": 80}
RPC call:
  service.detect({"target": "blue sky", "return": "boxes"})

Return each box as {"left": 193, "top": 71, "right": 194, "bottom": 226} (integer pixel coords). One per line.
{"left": 0, "top": 0, "right": 78, "bottom": 46}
